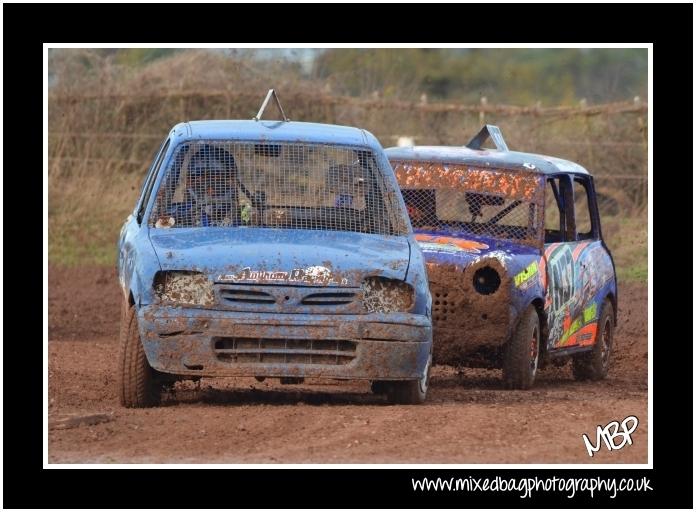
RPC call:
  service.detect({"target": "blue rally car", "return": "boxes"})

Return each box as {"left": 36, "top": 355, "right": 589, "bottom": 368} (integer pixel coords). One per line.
{"left": 386, "top": 125, "right": 617, "bottom": 389}
{"left": 117, "top": 94, "right": 432, "bottom": 407}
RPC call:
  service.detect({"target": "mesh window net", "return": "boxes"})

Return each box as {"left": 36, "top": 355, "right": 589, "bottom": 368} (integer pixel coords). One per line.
{"left": 392, "top": 161, "right": 545, "bottom": 246}
{"left": 150, "top": 141, "right": 405, "bottom": 236}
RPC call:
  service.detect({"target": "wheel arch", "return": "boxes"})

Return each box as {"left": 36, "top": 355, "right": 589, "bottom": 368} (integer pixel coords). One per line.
{"left": 530, "top": 297, "right": 548, "bottom": 356}
{"left": 604, "top": 291, "right": 618, "bottom": 324}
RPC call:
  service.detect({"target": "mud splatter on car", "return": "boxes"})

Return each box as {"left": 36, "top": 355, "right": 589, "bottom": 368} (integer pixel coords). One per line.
{"left": 117, "top": 92, "right": 433, "bottom": 407}
{"left": 387, "top": 125, "right": 617, "bottom": 389}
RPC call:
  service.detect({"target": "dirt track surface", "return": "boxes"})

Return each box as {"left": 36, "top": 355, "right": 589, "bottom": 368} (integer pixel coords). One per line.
{"left": 48, "top": 266, "right": 648, "bottom": 463}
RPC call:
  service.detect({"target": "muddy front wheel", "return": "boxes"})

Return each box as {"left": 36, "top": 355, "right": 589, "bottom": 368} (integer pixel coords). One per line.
{"left": 385, "top": 351, "right": 431, "bottom": 405}
{"left": 117, "top": 303, "right": 162, "bottom": 408}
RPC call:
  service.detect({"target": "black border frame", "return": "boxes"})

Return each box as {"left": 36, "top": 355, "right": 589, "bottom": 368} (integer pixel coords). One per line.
{"left": 4, "top": 2, "right": 692, "bottom": 508}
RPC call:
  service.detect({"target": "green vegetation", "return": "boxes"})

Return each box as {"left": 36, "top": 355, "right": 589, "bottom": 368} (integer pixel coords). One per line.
{"left": 314, "top": 48, "right": 648, "bottom": 104}
{"left": 50, "top": 48, "right": 648, "bottom": 106}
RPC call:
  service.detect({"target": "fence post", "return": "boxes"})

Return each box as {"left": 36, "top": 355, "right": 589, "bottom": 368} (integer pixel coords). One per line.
{"left": 635, "top": 97, "right": 648, "bottom": 153}
{"left": 580, "top": 99, "right": 594, "bottom": 170}
{"left": 479, "top": 96, "right": 487, "bottom": 125}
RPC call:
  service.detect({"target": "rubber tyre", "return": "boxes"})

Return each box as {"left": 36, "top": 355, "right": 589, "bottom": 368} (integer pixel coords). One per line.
{"left": 572, "top": 300, "right": 614, "bottom": 381}
{"left": 385, "top": 351, "right": 431, "bottom": 405}
{"left": 117, "top": 302, "right": 162, "bottom": 408}
{"left": 370, "top": 380, "right": 389, "bottom": 395}
{"left": 502, "top": 305, "right": 541, "bottom": 390}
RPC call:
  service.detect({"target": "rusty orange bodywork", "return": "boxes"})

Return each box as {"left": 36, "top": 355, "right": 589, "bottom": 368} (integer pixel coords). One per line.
{"left": 392, "top": 162, "right": 544, "bottom": 202}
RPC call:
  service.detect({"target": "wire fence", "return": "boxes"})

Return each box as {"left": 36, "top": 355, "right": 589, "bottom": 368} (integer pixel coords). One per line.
{"left": 48, "top": 92, "right": 648, "bottom": 214}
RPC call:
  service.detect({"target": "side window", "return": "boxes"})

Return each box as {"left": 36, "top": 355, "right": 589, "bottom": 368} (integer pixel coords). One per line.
{"left": 137, "top": 139, "right": 170, "bottom": 224}
{"left": 544, "top": 177, "right": 562, "bottom": 242}
{"left": 544, "top": 175, "right": 574, "bottom": 243}
{"left": 573, "top": 177, "right": 596, "bottom": 240}
{"left": 136, "top": 137, "right": 167, "bottom": 205}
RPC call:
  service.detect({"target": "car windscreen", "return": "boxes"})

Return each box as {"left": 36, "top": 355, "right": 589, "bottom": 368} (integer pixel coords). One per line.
{"left": 149, "top": 141, "right": 407, "bottom": 236}
{"left": 392, "top": 161, "right": 545, "bottom": 246}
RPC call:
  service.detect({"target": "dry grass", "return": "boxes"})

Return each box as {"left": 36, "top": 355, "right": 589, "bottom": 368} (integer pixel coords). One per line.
{"left": 49, "top": 172, "right": 136, "bottom": 266}
{"left": 48, "top": 50, "right": 648, "bottom": 280}
{"left": 602, "top": 214, "right": 648, "bottom": 282}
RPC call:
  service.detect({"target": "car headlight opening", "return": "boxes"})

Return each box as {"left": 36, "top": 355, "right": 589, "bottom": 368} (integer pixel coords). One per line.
{"left": 154, "top": 271, "right": 215, "bottom": 306}
{"left": 473, "top": 266, "right": 501, "bottom": 295}
{"left": 362, "top": 276, "right": 414, "bottom": 313}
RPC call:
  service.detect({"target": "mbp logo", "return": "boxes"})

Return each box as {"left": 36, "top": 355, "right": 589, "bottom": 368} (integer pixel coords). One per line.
{"left": 582, "top": 415, "right": 639, "bottom": 457}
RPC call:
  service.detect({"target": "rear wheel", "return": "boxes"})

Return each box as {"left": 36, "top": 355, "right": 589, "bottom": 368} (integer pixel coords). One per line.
{"left": 117, "top": 302, "right": 163, "bottom": 408}
{"left": 572, "top": 301, "right": 614, "bottom": 381}
{"left": 502, "top": 305, "right": 540, "bottom": 389}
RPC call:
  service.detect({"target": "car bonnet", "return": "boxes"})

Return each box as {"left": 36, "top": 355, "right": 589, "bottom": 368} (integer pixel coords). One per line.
{"left": 149, "top": 227, "right": 410, "bottom": 287}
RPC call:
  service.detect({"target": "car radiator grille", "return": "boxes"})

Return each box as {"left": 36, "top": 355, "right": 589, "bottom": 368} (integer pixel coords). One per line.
{"left": 300, "top": 292, "right": 356, "bottom": 305}
{"left": 213, "top": 337, "right": 357, "bottom": 365}
{"left": 219, "top": 288, "right": 276, "bottom": 304}
{"left": 216, "top": 285, "right": 359, "bottom": 311}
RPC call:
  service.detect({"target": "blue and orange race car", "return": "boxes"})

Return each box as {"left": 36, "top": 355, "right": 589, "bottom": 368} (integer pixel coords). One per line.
{"left": 386, "top": 125, "right": 617, "bottom": 389}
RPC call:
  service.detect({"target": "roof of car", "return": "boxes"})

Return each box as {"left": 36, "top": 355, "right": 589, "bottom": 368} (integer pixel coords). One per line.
{"left": 169, "top": 120, "right": 379, "bottom": 149}
{"left": 384, "top": 145, "right": 590, "bottom": 175}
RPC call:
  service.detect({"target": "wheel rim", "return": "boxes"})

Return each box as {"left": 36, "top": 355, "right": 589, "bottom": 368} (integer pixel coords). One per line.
{"left": 600, "top": 317, "right": 613, "bottom": 367}
{"left": 530, "top": 326, "right": 539, "bottom": 375}
{"left": 419, "top": 353, "right": 432, "bottom": 394}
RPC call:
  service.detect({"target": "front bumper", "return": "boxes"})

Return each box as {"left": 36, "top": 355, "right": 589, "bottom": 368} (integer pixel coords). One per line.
{"left": 138, "top": 305, "right": 432, "bottom": 380}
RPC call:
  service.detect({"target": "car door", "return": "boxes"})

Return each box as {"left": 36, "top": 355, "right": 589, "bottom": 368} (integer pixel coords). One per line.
{"left": 542, "top": 174, "right": 583, "bottom": 350}
{"left": 567, "top": 174, "right": 616, "bottom": 347}
{"left": 543, "top": 173, "right": 615, "bottom": 351}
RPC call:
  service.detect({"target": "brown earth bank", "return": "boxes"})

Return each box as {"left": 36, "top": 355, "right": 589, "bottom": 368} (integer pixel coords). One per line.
{"left": 48, "top": 265, "right": 648, "bottom": 463}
